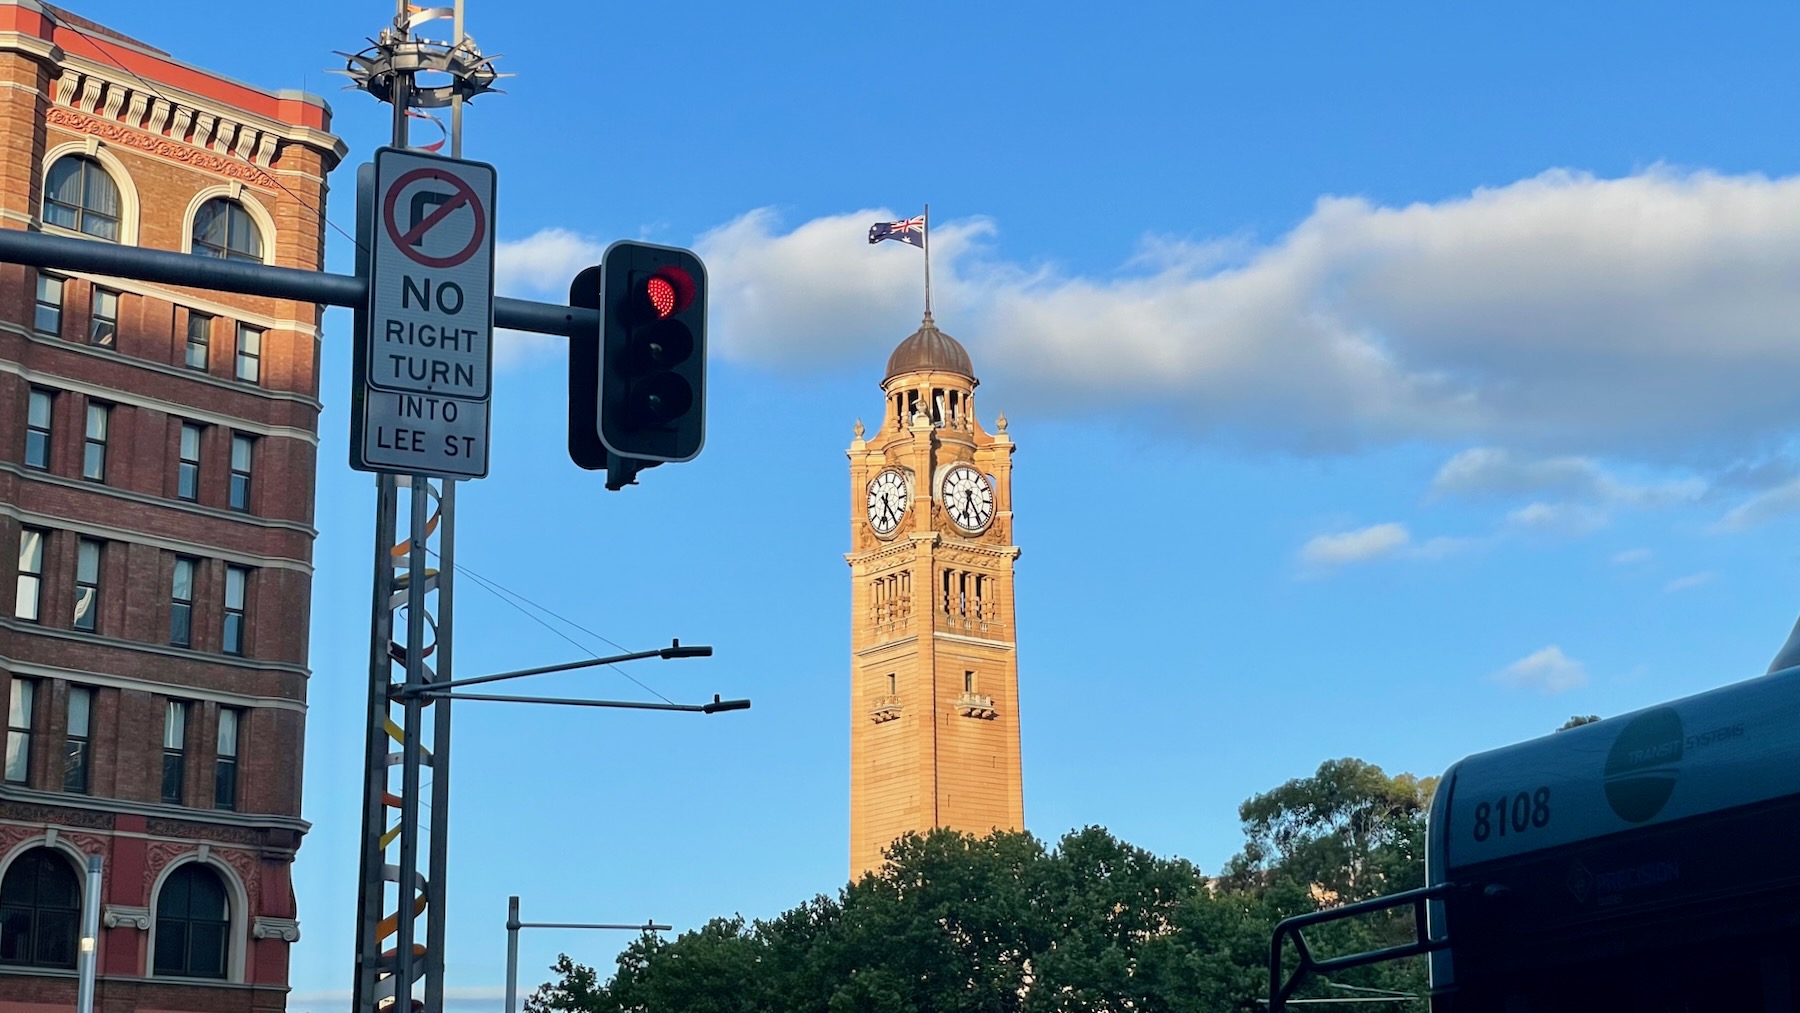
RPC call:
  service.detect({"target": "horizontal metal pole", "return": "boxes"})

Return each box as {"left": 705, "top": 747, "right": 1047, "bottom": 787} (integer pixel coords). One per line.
{"left": 407, "top": 641, "right": 712, "bottom": 695}
{"left": 497, "top": 297, "right": 595, "bottom": 339}
{"left": 424, "top": 691, "right": 748, "bottom": 713}
{"left": 0, "top": 227, "right": 361, "bottom": 304}
{"left": 0, "top": 227, "right": 597, "bottom": 337}
{"left": 518, "top": 921, "right": 671, "bottom": 932}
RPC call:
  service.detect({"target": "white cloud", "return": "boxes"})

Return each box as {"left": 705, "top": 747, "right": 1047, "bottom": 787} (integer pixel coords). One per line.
{"left": 1664, "top": 571, "right": 1716, "bottom": 592}
{"left": 1299, "top": 523, "right": 1411, "bottom": 565}
{"left": 1505, "top": 501, "right": 1609, "bottom": 535}
{"left": 1413, "top": 535, "right": 1476, "bottom": 560}
{"left": 696, "top": 208, "right": 997, "bottom": 366}
{"left": 671, "top": 169, "right": 1800, "bottom": 464}
{"left": 1430, "top": 448, "right": 1703, "bottom": 505}
{"left": 490, "top": 228, "right": 607, "bottom": 367}
{"left": 1611, "top": 547, "right": 1653, "bottom": 565}
{"left": 1493, "top": 646, "right": 1590, "bottom": 695}
{"left": 1715, "top": 476, "right": 1800, "bottom": 531}
{"left": 496, "top": 228, "right": 605, "bottom": 298}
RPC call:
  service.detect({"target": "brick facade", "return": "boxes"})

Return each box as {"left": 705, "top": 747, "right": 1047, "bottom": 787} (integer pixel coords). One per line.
{"left": 0, "top": 2, "right": 343, "bottom": 1009}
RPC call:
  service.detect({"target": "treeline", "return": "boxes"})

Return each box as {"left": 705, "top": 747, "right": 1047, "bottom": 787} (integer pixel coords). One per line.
{"left": 527, "top": 759, "right": 1436, "bottom": 1013}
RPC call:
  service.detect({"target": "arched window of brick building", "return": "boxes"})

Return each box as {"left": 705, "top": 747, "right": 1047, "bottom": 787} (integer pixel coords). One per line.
{"left": 191, "top": 198, "right": 263, "bottom": 263}
{"left": 0, "top": 847, "right": 80, "bottom": 968}
{"left": 43, "top": 155, "right": 121, "bottom": 241}
{"left": 153, "top": 862, "right": 229, "bottom": 978}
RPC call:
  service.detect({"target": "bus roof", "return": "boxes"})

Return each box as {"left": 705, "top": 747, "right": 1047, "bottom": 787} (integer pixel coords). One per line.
{"left": 1435, "top": 667, "right": 1800, "bottom": 872}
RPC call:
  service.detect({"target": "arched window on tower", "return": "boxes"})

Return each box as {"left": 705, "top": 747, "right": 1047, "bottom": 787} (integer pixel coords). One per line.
{"left": 0, "top": 847, "right": 81, "bottom": 968}
{"left": 153, "top": 863, "right": 229, "bottom": 979}
{"left": 191, "top": 198, "right": 264, "bottom": 263}
{"left": 43, "top": 155, "right": 121, "bottom": 241}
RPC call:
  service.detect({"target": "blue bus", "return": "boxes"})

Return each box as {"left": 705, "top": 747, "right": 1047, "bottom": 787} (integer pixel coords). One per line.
{"left": 1270, "top": 662, "right": 1800, "bottom": 1011}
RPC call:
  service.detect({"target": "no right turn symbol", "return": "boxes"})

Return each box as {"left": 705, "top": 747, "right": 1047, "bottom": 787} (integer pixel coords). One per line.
{"left": 382, "top": 166, "right": 488, "bottom": 270}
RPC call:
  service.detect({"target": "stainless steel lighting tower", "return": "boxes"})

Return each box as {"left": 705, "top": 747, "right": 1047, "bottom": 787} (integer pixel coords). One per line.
{"left": 337, "top": 6, "right": 504, "bottom": 1012}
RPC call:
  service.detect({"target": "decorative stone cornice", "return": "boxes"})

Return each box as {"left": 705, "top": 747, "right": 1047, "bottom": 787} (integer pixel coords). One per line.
{"left": 252, "top": 916, "right": 301, "bottom": 942}
{"left": 102, "top": 904, "right": 151, "bottom": 930}
{"left": 845, "top": 536, "right": 933, "bottom": 568}
{"left": 46, "top": 105, "right": 282, "bottom": 191}
{"left": 0, "top": 785, "right": 311, "bottom": 836}
{"left": 41, "top": 58, "right": 349, "bottom": 185}
{"left": 854, "top": 634, "right": 920, "bottom": 658}
{"left": 937, "top": 542, "right": 1021, "bottom": 563}
{"left": 0, "top": 29, "right": 60, "bottom": 65}
{"left": 935, "top": 632, "right": 1017, "bottom": 651}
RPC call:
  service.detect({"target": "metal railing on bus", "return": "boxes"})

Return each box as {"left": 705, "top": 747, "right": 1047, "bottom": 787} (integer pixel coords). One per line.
{"left": 1268, "top": 883, "right": 1456, "bottom": 1012}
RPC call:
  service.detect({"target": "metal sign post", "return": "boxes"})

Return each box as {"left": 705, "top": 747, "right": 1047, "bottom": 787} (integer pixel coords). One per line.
{"left": 345, "top": 6, "right": 500, "bottom": 1012}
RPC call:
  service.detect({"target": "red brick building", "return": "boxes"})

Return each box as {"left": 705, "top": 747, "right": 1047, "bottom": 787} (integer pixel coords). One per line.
{"left": 0, "top": 3, "right": 343, "bottom": 1010}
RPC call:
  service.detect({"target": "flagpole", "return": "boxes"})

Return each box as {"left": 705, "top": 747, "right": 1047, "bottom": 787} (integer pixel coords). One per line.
{"left": 923, "top": 203, "right": 932, "bottom": 319}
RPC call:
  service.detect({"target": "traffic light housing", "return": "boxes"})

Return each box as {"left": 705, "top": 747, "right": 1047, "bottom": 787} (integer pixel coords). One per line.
{"left": 599, "top": 240, "right": 706, "bottom": 462}
{"left": 567, "top": 242, "right": 707, "bottom": 487}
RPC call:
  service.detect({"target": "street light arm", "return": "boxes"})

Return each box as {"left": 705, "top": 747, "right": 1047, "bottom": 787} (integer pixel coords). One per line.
{"left": 406, "top": 639, "right": 712, "bottom": 695}
{"left": 423, "top": 691, "right": 750, "bottom": 714}
{"left": 519, "top": 920, "right": 673, "bottom": 932}
{"left": 508, "top": 896, "right": 670, "bottom": 1013}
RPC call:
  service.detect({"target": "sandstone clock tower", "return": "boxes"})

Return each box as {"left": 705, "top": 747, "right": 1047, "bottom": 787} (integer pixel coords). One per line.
{"left": 847, "top": 313, "right": 1024, "bottom": 879}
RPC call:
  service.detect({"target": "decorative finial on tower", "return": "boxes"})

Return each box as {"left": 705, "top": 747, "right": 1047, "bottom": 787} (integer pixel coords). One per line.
{"left": 996, "top": 411, "right": 1008, "bottom": 433}
{"left": 853, "top": 418, "right": 865, "bottom": 440}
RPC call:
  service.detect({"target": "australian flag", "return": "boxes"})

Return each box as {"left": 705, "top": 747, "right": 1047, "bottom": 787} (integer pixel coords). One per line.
{"left": 869, "top": 215, "right": 926, "bottom": 248}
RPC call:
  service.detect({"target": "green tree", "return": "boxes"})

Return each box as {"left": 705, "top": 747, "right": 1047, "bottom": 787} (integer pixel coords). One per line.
{"left": 1224, "top": 758, "right": 1435, "bottom": 902}
{"left": 528, "top": 760, "right": 1439, "bottom": 1013}
{"left": 1221, "top": 759, "right": 1435, "bottom": 1009}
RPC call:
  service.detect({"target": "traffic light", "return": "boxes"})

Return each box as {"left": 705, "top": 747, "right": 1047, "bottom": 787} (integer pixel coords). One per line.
{"left": 567, "top": 242, "right": 707, "bottom": 488}
{"left": 599, "top": 240, "right": 706, "bottom": 461}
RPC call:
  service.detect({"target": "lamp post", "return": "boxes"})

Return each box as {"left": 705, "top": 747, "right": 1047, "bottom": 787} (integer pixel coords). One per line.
{"left": 76, "top": 854, "right": 101, "bottom": 1013}
{"left": 505, "top": 895, "right": 670, "bottom": 1013}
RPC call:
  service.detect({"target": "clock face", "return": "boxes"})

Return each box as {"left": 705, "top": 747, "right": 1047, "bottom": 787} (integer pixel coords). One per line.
{"left": 867, "top": 469, "right": 909, "bottom": 535}
{"left": 941, "top": 465, "right": 995, "bottom": 532}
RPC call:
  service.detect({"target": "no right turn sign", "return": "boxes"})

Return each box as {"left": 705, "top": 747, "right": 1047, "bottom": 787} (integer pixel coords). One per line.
{"left": 352, "top": 148, "right": 498, "bottom": 480}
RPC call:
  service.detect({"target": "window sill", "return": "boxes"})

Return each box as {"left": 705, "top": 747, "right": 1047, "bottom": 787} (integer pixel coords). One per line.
{"left": 0, "top": 966, "right": 280, "bottom": 991}
{"left": 8, "top": 321, "right": 323, "bottom": 411}
{"left": 0, "top": 615, "right": 310, "bottom": 677}
{"left": 40, "top": 222, "right": 123, "bottom": 247}
{"left": 2, "top": 459, "right": 318, "bottom": 543}
{"left": 149, "top": 973, "right": 234, "bottom": 985}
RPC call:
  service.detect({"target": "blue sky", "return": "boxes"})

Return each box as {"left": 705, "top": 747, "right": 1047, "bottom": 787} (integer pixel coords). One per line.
{"left": 61, "top": 0, "right": 1800, "bottom": 1006}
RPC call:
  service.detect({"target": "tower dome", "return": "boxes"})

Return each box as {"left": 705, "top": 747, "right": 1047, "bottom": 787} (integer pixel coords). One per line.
{"left": 885, "top": 312, "right": 976, "bottom": 385}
